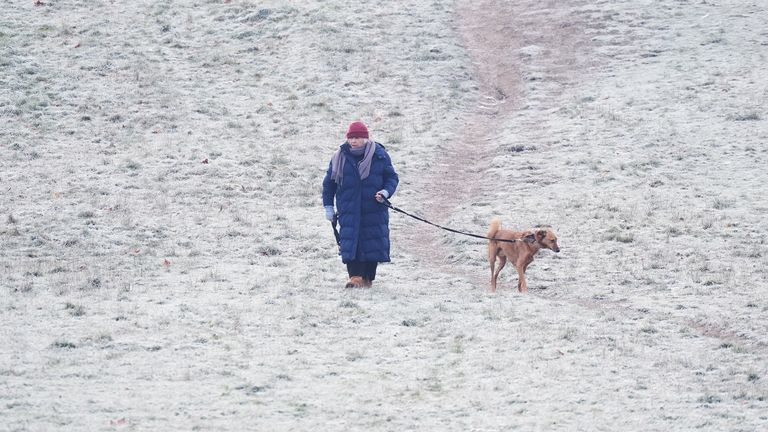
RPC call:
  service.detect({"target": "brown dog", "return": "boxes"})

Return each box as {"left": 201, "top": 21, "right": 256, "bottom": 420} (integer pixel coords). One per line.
{"left": 487, "top": 218, "right": 560, "bottom": 292}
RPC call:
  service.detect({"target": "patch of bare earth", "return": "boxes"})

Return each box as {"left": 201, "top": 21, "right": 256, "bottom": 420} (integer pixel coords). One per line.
{"left": 401, "top": 0, "right": 591, "bottom": 282}
{"left": 404, "top": 0, "right": 767, "bottom": 361}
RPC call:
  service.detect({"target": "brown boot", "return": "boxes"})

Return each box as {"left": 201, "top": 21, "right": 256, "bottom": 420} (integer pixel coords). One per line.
{"left": 345, "top": 276, "right": 364, "bottom": 288}
{"left": 361, "top": 278, "right": 373, "bottom": 288}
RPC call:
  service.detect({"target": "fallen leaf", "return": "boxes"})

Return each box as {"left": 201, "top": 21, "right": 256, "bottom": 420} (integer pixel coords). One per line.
{"left": 202, "top": 158, "right": 209, "bottom": 164}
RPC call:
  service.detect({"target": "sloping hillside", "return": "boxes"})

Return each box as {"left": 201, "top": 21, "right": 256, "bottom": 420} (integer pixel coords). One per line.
{"left": 1, "top": 1, "right": 767, "bottom": 430}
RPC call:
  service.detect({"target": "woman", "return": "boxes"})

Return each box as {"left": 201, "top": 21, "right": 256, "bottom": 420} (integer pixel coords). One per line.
{"left": 322, "top": 121, "right": 399, "bottom": 288}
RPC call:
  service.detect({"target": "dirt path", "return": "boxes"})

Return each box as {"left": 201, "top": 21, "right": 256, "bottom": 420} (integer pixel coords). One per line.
{"left": 400, "top": 0, "right": 590, "bottom": 283}
{"left": 403, "top": 0, "right": 768, "bottom": 356}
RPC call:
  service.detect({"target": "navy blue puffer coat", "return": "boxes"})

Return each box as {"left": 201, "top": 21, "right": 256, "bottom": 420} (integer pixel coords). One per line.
{"left": 322, "top": 142, "right": 399, "bottom": 263}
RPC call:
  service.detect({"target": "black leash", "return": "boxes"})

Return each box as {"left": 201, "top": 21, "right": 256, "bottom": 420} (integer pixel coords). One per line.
{"left": 331, "top": 213, "right": 341, "bottom": 254}
{"left": 380, "top": 198, "right": 534, "bottom": 244}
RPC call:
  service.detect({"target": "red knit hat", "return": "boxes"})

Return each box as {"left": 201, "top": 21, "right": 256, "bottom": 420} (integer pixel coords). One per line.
{"left": 346, "top": 121, "right": 369, "bottom": 139}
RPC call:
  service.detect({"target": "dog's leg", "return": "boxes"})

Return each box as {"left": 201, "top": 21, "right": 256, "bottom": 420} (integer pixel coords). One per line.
{"left": 489, "top": 242, "right": 501, "bottom": 292}
{"left": 489, "top": 246, "right": 496, "bottom": 291}
{"left": 519, "top": 256, "right": 536, "bottom": 292}
{"left": 492, "top": 255, "right": 507, "bottom": 292}
{"left": 515, "top": 261, "right": 528, "bottom": 292}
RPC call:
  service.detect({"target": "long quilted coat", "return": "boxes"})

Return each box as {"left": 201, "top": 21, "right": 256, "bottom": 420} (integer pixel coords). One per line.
{"left": 322, "top": 142, "right": 399, "bottom": 263}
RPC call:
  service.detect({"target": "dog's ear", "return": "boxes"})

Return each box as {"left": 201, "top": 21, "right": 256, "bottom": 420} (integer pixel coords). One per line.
{"left": 536, "top": 230, "right": 547, "bottom": 240}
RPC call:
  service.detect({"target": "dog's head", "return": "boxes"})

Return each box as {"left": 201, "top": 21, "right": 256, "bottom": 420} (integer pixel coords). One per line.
{"left": 536, "top": 229, "right": 560, "bottom": 253}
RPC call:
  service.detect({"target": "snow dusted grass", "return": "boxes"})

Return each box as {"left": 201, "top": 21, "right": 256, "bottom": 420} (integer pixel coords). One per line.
{"left": 410, "top": 0, "right": 768, "bottom": 429}
{"left": 1, "top": 0, "right": 474, "bottom": 290}
{"left": 2, "top": 0, "right": 768, "bottom": 431}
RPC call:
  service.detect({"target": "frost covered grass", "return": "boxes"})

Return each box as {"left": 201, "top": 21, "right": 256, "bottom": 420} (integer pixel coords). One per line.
{"left": 2, "top": 0, "right": 768, "bottom": 431}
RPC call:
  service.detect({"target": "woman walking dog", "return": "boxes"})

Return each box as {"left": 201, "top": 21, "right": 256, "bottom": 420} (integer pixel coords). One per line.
{"left": 322, "top": 121, "right": 399, "bottom": 288}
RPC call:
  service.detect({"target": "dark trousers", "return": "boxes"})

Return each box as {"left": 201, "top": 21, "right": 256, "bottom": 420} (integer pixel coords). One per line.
{"left": 346, "top": 261, "right": 378, "bottom": 281}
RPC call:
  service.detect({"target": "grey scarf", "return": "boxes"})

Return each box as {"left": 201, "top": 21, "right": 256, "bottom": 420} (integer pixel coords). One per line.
{"left": 330, "top": 140, "right": 375, "bottom": 185}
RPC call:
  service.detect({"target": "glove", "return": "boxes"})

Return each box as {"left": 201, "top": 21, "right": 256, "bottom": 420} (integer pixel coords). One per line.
{"left": 375, "top": 189, "right": 389, "bottom": 202}
{"left": 324, "top": 205, "right": 335, "bottom": 221}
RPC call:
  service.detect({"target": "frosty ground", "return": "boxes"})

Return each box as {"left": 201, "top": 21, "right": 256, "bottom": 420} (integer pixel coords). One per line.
{"left": 1, "top": 0, "right": 767, "bottom": 431}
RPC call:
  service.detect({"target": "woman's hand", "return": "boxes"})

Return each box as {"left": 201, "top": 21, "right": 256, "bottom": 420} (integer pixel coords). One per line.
{"left": 324, "top": 206, "right": 335, "bottom": 221}
{"left": 375, "top": 190, "right": 389, "bottom": 203}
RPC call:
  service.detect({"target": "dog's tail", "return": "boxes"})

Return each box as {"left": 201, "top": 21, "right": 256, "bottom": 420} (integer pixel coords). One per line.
{"left": 488, "top": 217, "right": 502, "bottom": 240}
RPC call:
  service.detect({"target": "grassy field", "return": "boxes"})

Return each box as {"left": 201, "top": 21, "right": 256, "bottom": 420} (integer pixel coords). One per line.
{"left": 1, "top": 0, "right": 767, "bottom": 431}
